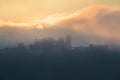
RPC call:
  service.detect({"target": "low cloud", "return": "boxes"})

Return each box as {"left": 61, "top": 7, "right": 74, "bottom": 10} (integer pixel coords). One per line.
{"left": 0, "top": 20, "right": 30, "bottom": 28}
{"left": 0, "top": 20, "right": 43, "bottom": 48}
{"left": 48, "top": 5, "right": 120, "bottom": 41}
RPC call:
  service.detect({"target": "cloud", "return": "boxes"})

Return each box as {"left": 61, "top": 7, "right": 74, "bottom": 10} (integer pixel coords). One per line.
{"left": 45, "top": 5, "right": 120, "bottom": 42}
{"left": 0, "top": 20, "right": 31, "bottom": 28}
{"left": 0, "top": 5, "right": 120, "bottom": 48}
{"left": 0, "top": 20, "right": 44, "bottom": 48}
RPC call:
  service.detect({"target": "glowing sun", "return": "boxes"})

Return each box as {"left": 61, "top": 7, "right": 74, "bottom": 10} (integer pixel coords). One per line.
{"left": 36, "top": 24, "right": 44, "bottom": 30}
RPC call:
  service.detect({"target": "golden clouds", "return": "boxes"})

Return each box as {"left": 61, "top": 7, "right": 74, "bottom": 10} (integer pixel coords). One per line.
{"left": 45, "top": 5, "right": 120, "bottom": 41}
{"left": 0, "top": 20, "right": 31, "bottom": 28}
{"left": 1, "top": 0, "right": 119, "bottom": 22}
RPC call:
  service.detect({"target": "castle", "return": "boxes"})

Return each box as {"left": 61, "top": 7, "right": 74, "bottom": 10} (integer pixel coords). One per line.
{"left": 29, "top": 34, "right": 72, "bottom": 51}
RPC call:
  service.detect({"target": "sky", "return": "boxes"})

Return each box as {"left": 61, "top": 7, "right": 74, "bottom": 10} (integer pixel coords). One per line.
{"left": 0, "top": 0, "right": 120, "bottom": 22}
{"left": 0, "top": 0, "right": 120, "bottom": 47}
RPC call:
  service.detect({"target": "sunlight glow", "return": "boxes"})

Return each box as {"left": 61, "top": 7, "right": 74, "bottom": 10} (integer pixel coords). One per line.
{"left": 36, "top": 24, "right": 44, "bottom": 30}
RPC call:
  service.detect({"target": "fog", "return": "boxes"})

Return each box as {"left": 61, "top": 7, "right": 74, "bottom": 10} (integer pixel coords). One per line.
{"left": 0, "top": 5, "right": 120, "bottom": 48}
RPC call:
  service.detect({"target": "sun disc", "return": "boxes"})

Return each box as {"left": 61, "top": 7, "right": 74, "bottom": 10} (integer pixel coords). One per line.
{"left": 36, "top": 24, "right": 44, "bottom": 30}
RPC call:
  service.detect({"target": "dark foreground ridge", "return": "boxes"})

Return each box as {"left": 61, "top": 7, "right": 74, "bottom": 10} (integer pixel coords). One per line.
{"left": 0, "top": 37, "right": 120, "bottom": 80}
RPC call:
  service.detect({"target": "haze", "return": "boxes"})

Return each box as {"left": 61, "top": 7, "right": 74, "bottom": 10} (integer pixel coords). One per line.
{"left": 0, "top": 0, "right": 120, "bottom": 48}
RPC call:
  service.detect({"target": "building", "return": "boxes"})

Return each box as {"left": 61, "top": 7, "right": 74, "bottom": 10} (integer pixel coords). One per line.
{"left": 29, "top": 34, "right": 72, "bottom": 52}
{"left": 65, "top": 34, "right": 72, "bottom": 49}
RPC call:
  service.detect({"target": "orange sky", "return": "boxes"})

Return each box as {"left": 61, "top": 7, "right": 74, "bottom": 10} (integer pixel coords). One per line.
{"left": 0, "top": 0, "right": 120, "bottom": 23}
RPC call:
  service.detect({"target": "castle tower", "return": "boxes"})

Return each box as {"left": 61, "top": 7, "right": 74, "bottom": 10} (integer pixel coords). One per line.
{"left": 65, "top": 34, "right": 72, "bottom": 49}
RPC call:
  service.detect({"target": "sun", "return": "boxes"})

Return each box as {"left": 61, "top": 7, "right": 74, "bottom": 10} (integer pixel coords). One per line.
{"left": 36, "top": 24, "right": 44, "bottom": 30}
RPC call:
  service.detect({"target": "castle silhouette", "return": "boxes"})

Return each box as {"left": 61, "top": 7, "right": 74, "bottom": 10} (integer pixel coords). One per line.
{"left": 28, "top": 34, "right": 72, "bottom": 53}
